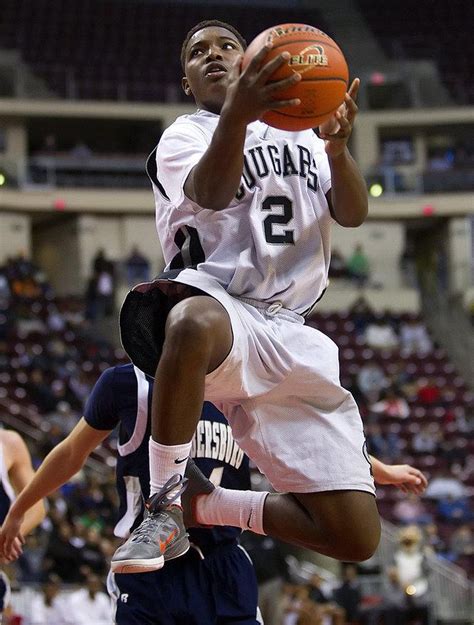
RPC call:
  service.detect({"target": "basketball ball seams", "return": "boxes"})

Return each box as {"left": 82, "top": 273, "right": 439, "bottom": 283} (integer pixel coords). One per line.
{"left": 268, "top": 106, "right": 341, "bottom": 119}
{"left": 269, "top": 39, "right": 345, "bottom": 54}
{"left": 267, "top": 77, "right": 348, "bottom": 85}
{"left": 242, "top": 23, "right": 349, "bottom": 130}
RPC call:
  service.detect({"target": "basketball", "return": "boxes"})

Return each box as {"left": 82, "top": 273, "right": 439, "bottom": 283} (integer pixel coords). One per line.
{"left": 242, "top": 23, "right": 349, "bottom": 131}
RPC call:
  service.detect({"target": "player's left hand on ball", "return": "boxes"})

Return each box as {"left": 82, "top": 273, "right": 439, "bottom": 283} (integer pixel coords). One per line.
{"left": 318, "top": 78, "right": 360, "bottom": 158}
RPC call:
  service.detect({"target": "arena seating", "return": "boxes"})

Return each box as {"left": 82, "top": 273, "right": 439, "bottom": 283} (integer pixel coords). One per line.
{"left": 357, "top": 0, "right": 474, "bottom": 104}
{"left": 1, "top": 1, "right": 472, "bottom": 105}
{"left": 0, "top": 0, "right": 327, "bottom": 102}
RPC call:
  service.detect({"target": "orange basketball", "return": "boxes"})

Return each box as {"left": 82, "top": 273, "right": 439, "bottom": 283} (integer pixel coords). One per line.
{"left": 241, "top": 23, "right": 349, "bottom": 131}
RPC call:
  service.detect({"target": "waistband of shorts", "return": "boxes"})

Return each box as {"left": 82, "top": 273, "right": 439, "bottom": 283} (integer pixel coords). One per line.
{"left": 236, "top": 296, "right": 305, "bottom": 323}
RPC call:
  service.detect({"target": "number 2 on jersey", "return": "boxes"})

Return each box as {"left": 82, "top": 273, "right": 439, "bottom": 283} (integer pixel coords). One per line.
{"left": 262, "top": 196, "right": 295, "bottom": 245}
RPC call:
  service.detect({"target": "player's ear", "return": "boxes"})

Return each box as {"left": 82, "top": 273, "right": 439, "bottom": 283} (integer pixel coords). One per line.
{"left": 182, "top": 77, "right": 192, "bottom": 96}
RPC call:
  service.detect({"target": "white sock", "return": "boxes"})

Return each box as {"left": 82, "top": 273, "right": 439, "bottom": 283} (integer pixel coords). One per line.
{"left": 149, "top": 438, "right": 192, "bottom": 504}
{"left": 195, "top": 487, "right": 268, "bottom": 535}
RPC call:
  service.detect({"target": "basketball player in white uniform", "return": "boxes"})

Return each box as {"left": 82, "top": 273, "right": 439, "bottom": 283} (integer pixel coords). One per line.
{"left": 0, "top": 429, "right": 45, "bottom": 620}
{"left": 110, "top": 20, "right": 403, "bottom": 573}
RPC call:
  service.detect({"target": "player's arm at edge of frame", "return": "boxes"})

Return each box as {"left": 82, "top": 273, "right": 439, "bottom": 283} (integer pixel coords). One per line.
{"left": 5, "top": 430, "right": 46, "bottom": 536}
{"left": 0, "top": 419, "right": 111, "bottom": 558}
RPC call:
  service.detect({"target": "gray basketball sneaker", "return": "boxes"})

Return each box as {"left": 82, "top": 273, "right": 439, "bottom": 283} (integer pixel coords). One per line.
{"left": 111, "top": 474, "right": 190, "bottom": 574}
{"left": 182, "top": 457, "right": 216, "bottom": 528}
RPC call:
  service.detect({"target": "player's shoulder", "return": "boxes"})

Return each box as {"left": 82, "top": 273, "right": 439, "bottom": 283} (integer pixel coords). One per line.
{"left": 0, "top": 429, "right": 24, "bottom": 449}
{"left": 92, "top": 363, "right": 138, "bottom": 395}
{"left": 0, "top": 429, "right": 29, "bottom": 467}
{"left": 161, "top": 110, "right": 216, "bottom": 141}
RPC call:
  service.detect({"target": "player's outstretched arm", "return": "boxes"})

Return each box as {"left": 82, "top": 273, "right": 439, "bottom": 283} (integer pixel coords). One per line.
{"left": 370, "top": 455, "right": 428, "bottom": 495}
{"left": 319, "top": 78, "right": 368, "bottom": 228}
{"left": 0, "top": 419, "right": 110, "bottom": 561}
{"left": 5, "top": 430, "right": 46, "bottom": 537}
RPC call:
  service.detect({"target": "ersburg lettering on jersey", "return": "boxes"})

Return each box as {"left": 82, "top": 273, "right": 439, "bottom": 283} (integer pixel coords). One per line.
{"left": 191, "top": 420, "right": 244, "bottom": 469}
{"left": 236, "top": 143, "right": 319, "bottom": 200}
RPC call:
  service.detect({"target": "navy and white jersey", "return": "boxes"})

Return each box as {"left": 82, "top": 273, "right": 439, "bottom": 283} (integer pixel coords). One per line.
{"left": 84, "top": 363, "right": 250, "bottom": 549}
{"left": 150, "top": 110, "right": 333, "bottom": 315}
{"left": 0, "top": 441, "right": 15, "bottom": 525}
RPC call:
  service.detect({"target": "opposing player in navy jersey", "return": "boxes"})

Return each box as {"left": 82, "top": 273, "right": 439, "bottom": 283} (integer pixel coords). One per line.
{"left": 113, "top": 18, "right": 383, "bottom": 573}
{"left": 0, "top": 364, "right": 262, "bottom": 624}
{"left": 0, "top": 428, "right": 46, "bottom": 620}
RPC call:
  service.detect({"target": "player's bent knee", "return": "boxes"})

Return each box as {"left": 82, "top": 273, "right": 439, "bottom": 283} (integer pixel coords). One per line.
{"left": 345, "top": 529, "right": 380, "bottom": 562}
{"left": 164, "top": 296, "right": 232, "bottom": 365}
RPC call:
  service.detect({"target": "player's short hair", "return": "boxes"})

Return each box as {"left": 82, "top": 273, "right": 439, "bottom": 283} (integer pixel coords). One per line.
{"left": 181, "top": 20, "right": 247, "bottom": 71}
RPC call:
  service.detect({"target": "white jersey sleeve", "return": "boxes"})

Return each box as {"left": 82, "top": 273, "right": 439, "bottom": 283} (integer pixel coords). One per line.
{"left": 156, "top": 120, "right": 210, "bottom": 212}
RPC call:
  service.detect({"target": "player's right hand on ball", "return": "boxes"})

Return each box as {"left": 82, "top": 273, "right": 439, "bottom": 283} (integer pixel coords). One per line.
{"left": 222, "top": 46, "right": 301, "bottom": 124}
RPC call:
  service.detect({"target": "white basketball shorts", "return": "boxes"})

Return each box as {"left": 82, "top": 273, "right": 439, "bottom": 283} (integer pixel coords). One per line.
{"left": 162, "top": 268, "right": 375, "bottom": 495}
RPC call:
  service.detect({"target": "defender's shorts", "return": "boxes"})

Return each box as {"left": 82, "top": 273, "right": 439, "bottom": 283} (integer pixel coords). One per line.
{"left": 108, "top": 542, "right": 261, "bottom": 625}
{"left": 120, "top": 268, "right": 375, "bottom": 495}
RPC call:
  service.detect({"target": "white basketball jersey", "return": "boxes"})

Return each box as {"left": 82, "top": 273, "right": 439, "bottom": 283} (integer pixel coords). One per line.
{"left": 151, "top": 109, "right": 334, "bottom": 315}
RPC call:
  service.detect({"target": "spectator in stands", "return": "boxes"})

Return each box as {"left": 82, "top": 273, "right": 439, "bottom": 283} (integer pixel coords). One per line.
{"left": 399, "top": 240, "right": 417, "bottom": 288}
{"left": 39, "top": 134, "right": 58, "bottom": 156}
{"left": 438, "top": 436, "right": 467, "bottom": 470}
{"left": 393, "top": 493, "right": 433, "bottom": 526}
{"left": 70, "top": 140, "right": 93, "bottom": 160}
{"left": 84, "top": 271, "right": 99, "bottom": 322}
{"left": 42, "top": 521, "right": 86, "bottom": 583}
{"left": 65, "top": 573, "right": 112, "bottom": 625}
{"left": 46, "top": 304, "right": 67, "bottom": 333}
{"left": 346, "top": 373, "right": 366, "bottom": 407}
{"left": 370, "top": 387, "right": 410, "bottom": 419}
{"left": 437, "top": 494, "right": 474, "bottom": 524}
{"left": 365, "top": 423, "right": 401, "bottom": 462}
{"left": 347, "top": 243, "right": 370, "bottom": 287}
{"left": 333, "top": 564, "right": 362, "bottom": 624}
{"left": 373, "top": 567, "right": 423, "bottom": 625}
{"left": 412, "top": 423, "right": 441, "bottom": 454}
{"left": 416, "top": 377, "right": 441, "bottom": 405}
{"left": 307, "top": 573, "right": 345, "bottom": 625}
{"left": 424, "top": 469, "right": 467, "bottom": 500}
{"left": 328, "top": 247, "right": 347, "bottom": 280}
{"left": 423, "top": 523, "right": 447, "bottom": 557}
{"left": 28, "top": 575, "right": 70, "bottom": 625}
{"left": 281, "top": 583, "right": 318, "bottom": 625}
{"left": 96, "top": 266, "right": 115, "bottom": 319}
{"left": 348, "top": 294, "right": 375, "bottom": 336}
{"left": 399, "top": 317, "right": 433, "bottom": 354}
{"left": 86, "top": 252, "right": 116, "bottom": 321}
{"left": 449, "top": 524, "right": 474, "bottom": 559}
{"left": 0, "top": 272, "right": 10, "bottom": 300}
{"left": 125, "top": 245, "right": 151, "bottom": 286}
{"left": 392, "top": 526, "right": 431, "bottom": 625}
{"left": 357, "top": 361, "right": 388, "bottom": 403}
{"left": 46, "top": 400, "right": 79, "bottom": 436}
{"left": 92, "top": 249, "right": 109, "bottom": 275}
{"left": 364, "top": 316, "right": 399, "bottom": 350}
{"left": 26, "top": 368, "right": 57, "bottom": 413}
{"left": 18, "top": 533, "right": 47, "bottom": 583}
